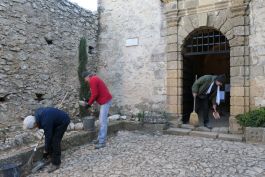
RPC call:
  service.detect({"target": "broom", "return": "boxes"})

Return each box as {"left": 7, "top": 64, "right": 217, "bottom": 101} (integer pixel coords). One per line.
{"left": 189, "top": 75, "right": 199, "bottom": 127}
{"left": 20, "top": 134, "right": 44, "bottom": 177}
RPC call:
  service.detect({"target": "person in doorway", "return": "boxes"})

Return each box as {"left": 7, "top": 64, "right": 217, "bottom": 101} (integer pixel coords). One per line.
{"left": 79, "top": 71, "right": 112, "bottom": 149}
{"left": 192, "top": 74, "right": 226, "bottom": 129}
{"left": 23, "top": 107, "right": 70, "bottom": 173}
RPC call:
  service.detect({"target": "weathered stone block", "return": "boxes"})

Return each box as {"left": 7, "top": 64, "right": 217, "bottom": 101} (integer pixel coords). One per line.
{"left": 185, "top": 0, "right": 199, "bottom": 9}
{"left": 230, "top": 46, "right": 245, "bottom": 57}
{"left": 230, "top": 106, "right": 245, "bottom": 115}
{"left": 233, "top": 26, "right": 248, "bottom": 36}
{"left": 167, "top": 70, "right": 178, "bottom": 79}
{"left": 166, "top": 44, "right": 178, "bottom": 52}
{"left": 167, "top": 86, "right": 178, "bottom": 95}
{"left": 214, "top": 11, "right": 227, "bottom": 30}
{"left": 182, "top": 17, "right": 195, "bottom": 35}
{"left": 167, "top": 26, "right": 178, "bottom": 35}
{"left": 245, "top": 127, "right": 264, "bottom": 143}
{"left": 250, "top": 85, "right": 264, "bottom": 97}
{"left": 229, "top": 36, "right": 247, "bottom": 47}
{"left": 167, "top": 53, "right": 178, "bottom": 62}
{"left": 230, "top": 76, "right": 245, "bottom": 86}
{"left": 178, "top": 26, "right": 189, "bottom": 38}
{"left": 229, "top": 117, "right": 243, "bottom": 134}
{"left": 251, "top": 66, "right": 264, "bottom": 77}
{"left": 167, "top": 104, "right": 177, "bottom": 112}
{"left": 167, "top": 78, "right": 177, "bottom": 87}
{"left": 167, "top": 95, "right": 178, "bottom": 105}
{"left": 220, "top": 19, "right": 233, "bottom": 34}
{"left": 199, "top": 0, "right": 215, "bottom": 6}
{"left": 230, "top": 87, "right": 245, "bottom": 96}
{"left": 198, "top": 13, "right": 208, "bottom": 26}
{"left": 230, "top": 57, "right": 245, "bottom": 66}
{"left": 231, "top": 16, "right": 245, "bottom": 26}
{"left": 230, "top": 97, "right": 244, "bottom": 106}
{"left": 230, "top": 66, "right": 243, "bottom": 77}
{"left": 166, "top": 34, "right": 178, "bottom": 44}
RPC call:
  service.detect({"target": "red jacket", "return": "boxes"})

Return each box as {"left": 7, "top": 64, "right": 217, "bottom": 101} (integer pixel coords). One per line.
{"left": 86, "top": 75, "right": 112, "bottom": 105}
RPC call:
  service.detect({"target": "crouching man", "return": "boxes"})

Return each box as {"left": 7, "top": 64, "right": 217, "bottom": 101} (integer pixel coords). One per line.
{"left": 23, "top": 107, "right": 70, "bottom": 173}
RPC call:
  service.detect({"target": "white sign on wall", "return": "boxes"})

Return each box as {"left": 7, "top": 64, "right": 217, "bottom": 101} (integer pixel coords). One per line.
{"left": 126, "top": 38, "right": 139, "bottom": 47}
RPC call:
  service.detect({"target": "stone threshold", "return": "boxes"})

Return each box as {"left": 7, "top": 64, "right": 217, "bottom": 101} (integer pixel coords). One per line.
{"left": 164, "top": 127, "right": 244, "bottom": 142}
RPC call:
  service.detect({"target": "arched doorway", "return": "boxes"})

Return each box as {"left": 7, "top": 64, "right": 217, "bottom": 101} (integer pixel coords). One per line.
{"left": 182, "top": 28, "right": 230, "bottom": 127}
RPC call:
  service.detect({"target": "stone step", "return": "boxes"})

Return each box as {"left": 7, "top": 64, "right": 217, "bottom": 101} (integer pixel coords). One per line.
{"left": 180, "top": 124, "right": 195, "bottom": 130}
{"left": 190, "top": 131, "right": 218, "bottom": 139}
{"left": 218, "top": 133, "right": 244, "bottom": 142}
{"left": 168, "top": 120, "right": 181, "bottom": 128}
{"left": 164, "top": 128, "right": 191, "bottom": 135}
{"left": 164, "top": 127, "right": 244, "bottom": 142}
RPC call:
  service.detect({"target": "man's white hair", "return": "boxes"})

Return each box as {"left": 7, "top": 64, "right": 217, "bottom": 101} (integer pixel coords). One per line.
{"left": 23, "top": 115, "right": 36, "bottom": 129}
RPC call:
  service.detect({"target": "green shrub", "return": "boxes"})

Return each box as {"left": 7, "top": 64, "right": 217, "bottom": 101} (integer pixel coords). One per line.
{"left": 236, "top": 107, "right": 265, "bottom": 127}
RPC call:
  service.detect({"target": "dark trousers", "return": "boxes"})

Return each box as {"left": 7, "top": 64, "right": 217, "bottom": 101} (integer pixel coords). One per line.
{"left": 196, "top": 96, "right": 210, "bottom": 125}
{"left": 49, "top": 123, "right": 69, "bottom": 165}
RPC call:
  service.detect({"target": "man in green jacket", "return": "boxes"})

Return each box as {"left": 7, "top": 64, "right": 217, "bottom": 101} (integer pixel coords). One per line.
{"left": 192, "top": 74, "right": 226, "bottom": 128}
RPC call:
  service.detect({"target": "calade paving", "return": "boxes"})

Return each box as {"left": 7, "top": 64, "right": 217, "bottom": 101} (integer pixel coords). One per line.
{"left": 29, "top": 131, "right": 265, "bottom": 177}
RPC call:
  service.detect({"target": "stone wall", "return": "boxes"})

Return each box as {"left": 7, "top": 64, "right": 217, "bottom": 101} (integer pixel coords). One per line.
{"left": 0, "top": 0, "right": 98, "bottom": 124}
{"left": 249, "top": 0, "right": 265, "bottom": 108}
{"left": 97, "top": 0, "right": 167, "bottom": 115}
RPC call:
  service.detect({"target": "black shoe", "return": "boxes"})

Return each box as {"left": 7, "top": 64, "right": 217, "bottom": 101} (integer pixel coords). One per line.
{"left": 204, "top": 123, "right": 212, "bottom": 129}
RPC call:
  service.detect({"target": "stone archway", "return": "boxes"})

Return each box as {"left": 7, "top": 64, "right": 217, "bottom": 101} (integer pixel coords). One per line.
{"left": 164, "top": 0, "right": 251, "bottom": 133}
{"left": 181, "top": 27, "right": 230, "bottom": 127}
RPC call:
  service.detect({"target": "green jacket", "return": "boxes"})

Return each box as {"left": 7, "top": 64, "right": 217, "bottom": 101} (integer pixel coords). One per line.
{"left": 192, "top": 75, "right": 217, "bottom": 105}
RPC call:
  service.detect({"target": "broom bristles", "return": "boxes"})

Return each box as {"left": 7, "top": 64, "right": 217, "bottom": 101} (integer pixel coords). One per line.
{"left": 189, "top": 112, "right": 199, "bottom": 126}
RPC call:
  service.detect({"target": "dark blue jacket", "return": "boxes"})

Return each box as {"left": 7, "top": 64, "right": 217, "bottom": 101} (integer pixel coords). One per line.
{"left": 35, "top": 107, "right": 70, "bottom": 152}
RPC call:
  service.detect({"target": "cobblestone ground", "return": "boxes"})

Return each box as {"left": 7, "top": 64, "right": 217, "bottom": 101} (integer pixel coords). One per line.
{"left": 30, "top": 131, "right": 265, "bottom": 177}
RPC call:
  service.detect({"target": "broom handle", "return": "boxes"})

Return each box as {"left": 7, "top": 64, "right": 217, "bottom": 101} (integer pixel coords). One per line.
{"left": 34, "top": 134, "right": 44, "bottom": 151}
{"left": 57, "top": 92, "right": 68, "bottom": 109}
{"left": 193, "top": 74, "right": 198, "bottom": 112}
{"left": 193, "top": 96, "right": 196, "bottom": 112}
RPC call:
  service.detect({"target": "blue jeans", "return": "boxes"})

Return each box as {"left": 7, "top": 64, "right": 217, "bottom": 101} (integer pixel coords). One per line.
{"left": 98, "top": 100, "right": 112, "bottom": 144}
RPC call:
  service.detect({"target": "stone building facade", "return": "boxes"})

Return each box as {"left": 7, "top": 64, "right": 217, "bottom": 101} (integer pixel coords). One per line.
{"left": 0, "top": 0, "right": 97, "bottom": 124}
{"left": 98, "top": 0, "right": 265, "bottom": 133}
{"left": 97, "top": 0, "right": 167, "bottom": 115}
{"left": 2, "top": 0, "right": 265, "bottom": 133}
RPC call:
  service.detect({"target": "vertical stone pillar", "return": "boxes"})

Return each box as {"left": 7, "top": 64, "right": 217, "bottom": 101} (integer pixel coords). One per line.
{"left": 229, "top": 1, "right": 251, "bottom": 133}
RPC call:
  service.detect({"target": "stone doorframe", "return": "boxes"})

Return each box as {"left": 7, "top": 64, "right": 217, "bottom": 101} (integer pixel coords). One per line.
{"left": 164, "top": 0, "right": 251, "bottom": 133}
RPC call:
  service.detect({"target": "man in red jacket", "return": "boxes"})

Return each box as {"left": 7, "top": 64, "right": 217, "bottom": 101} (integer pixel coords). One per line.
{"left": 80, "top": 71, "right": 112, "bottom": 149}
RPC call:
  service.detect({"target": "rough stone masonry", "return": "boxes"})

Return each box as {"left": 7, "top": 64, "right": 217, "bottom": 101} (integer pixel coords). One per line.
{"left": 0, "top": 0, "right": 98, "bottom": 124}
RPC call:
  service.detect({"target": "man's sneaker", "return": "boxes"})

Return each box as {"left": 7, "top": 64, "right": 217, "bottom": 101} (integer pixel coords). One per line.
{"left": 92, "top": 139, "right": 99, "bottom": 145}
{"left": 95, "top": 143, "right": 106, "bottom": 149}
{"left": 47, "top": 164, "right": 60, "bottom": 173}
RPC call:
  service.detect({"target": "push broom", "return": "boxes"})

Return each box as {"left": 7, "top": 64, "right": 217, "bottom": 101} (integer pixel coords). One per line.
{"left": 189, "top": 75, "right": 199, "bottom": 127}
